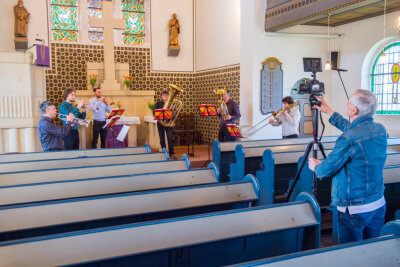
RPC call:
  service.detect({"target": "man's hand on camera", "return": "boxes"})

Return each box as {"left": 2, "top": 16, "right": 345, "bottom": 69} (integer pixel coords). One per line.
{"left": 308, "top": 158, "right": 321, "bottom": 172}
{"left": 313, "top": 96, "right": 334, "bottom": 115}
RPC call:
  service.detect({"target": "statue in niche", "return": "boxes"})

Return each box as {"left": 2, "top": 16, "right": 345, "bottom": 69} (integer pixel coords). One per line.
{"left": 168, "top": 13, "right": 180, "bottom": 48}
{"left": 14, "top": 0, "right": 30, "bottom": 38}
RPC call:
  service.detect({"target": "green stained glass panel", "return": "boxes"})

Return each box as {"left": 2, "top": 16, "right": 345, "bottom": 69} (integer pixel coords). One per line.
{"left": 123, "top": 35, "right": 145, "bottom": 45}
{"left": 51, "top": 0, "right": 77, "bottom": 6}
{"left": 122, "top": 12, "right": 144, "bottom": 35}
{"left": 122, "top": 0, "right": 144, "bottom": 12}
{"left": 51, "top": 6, "right": 78, "bottom": 30}
{"left": 88, "top": 0, "right": 104, "bottom": 9}
{"left": 89, "top": 32, "right": 103, "bottom": 43}
{"left": 52, "top": 30, "right": 78, "bottom": 42}
{"left": 88, "top": 9, "right": 103, "bottom": 32}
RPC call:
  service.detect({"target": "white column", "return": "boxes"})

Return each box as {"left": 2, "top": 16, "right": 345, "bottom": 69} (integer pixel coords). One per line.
{"left": 20, "top": 128, "right": 37, "bottom": 152}
{"left": 5, "top": 129, "right": 20, "bottom": 153}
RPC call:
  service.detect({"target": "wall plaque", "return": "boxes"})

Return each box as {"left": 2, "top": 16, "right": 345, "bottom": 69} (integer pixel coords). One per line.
{"left": 261, "top": 57, "right": 283, "bottom": 115}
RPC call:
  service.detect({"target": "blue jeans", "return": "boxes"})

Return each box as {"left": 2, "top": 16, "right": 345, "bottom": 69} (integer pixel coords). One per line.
{"left": 338, "top": 205, "right": 386, "bottom": 244}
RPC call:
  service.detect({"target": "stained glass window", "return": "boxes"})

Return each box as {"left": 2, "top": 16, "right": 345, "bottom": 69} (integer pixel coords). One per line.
{"left": 122, "top": 0, "right": 145, "bottom": 45}
{"left": 50, "top": 0, "right": 78, "bottom": 42}
{"left": 88, "top": 0, "right": 112, "bottom": 43}
{"left": 371, "top": 42, "right": 400, "bottom": 114}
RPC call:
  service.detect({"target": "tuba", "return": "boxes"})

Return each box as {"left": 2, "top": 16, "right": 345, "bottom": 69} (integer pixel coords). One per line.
{"left": 215, "top": 87, "right": 229, "bottom": 120}
{"left": 159, "top": 84, "right": 184, "bottom": 127}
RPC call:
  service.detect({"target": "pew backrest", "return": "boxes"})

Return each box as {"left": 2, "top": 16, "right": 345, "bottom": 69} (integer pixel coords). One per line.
{"left": 0, "top": 176, "right": 259, "bottom": 236}
{"left": 0, "top": 192, "right": 320, "bottom": 267}
{"left": 0, "top": 151, "right": 168, "bottom": 173}
{"left": 0, "top": 163, "right": 220, "bottom": 206}
{"left": 0, "top": 155, "right": 190, "bottom": 188}
{"left": 0, "top": 145, "right": 150, "bottom": 163}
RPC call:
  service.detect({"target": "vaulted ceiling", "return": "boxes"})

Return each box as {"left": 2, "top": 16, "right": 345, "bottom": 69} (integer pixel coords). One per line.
{"left": 265, "top": 0, "right": 400, "bottom": 32}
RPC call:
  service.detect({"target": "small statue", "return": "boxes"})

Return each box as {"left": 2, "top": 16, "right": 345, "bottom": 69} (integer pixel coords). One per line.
{"left": 168, "top": 13, "right": 180, "bottom": 48}
{"left": 14, "top": 0, "right": 30, "bottom": 38}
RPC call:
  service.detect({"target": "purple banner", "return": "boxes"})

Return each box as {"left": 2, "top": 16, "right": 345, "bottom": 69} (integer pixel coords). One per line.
{"left": 36, "top": 45, "right": 50, "bottom": 67}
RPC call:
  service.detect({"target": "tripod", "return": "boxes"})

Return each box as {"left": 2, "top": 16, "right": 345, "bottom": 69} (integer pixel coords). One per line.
{"left": 199, "top": 105, "right": 216, "bottom": 167}
{"left": 286, "top": 103, "right": 327, "bottom": 201}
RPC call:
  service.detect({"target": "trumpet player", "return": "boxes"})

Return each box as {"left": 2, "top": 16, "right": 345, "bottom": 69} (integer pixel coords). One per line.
{"left": 89, "top": 87, "right": 110, "bottom": 148}
{"left": 37, "top": 101, "right": 74, "bottom": 152}
{"left": 269, "top": 96, "right": 301, "bottom": 139}
{"left": 217, "top": 90, "right": 241, "bottom": 142}
{"left": 59, "top": 88, "right": 87, "bottom": 150}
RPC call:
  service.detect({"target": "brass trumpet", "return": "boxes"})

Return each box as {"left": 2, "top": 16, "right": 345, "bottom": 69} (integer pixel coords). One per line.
{"left": 57, "top": 113, "right": 91, "bottom": 127}
{"left": 242, "top": 100, "right": 301, "bottom": 138}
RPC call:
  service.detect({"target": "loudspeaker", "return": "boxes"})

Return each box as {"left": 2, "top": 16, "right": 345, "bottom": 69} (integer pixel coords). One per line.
{"left": 330, "top": 51, "right": 339, "bottom": 70}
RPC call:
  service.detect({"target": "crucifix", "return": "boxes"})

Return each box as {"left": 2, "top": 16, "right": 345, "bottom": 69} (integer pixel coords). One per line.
{"left": 89, "top": 1, "right": 126, "bottom": 90}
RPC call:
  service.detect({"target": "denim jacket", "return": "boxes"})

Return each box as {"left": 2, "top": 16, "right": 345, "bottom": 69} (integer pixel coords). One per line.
{"left": 315, "top": 112, "right": 387, "bottom": 206}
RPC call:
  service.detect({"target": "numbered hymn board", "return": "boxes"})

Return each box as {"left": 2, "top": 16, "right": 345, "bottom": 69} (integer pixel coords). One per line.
{"left": 261, "top": 57, "right": 283, "bottom": 115}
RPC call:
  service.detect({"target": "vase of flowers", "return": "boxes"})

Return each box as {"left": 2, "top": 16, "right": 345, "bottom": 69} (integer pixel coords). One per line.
{"left": 89, "top": 74, "right": 98, "bottom": 89}
{"left": 147, "top": 102, "right": 155, "bottom": 113}
{"left": 123, "top": 75, "right": 133, "bottom": 89}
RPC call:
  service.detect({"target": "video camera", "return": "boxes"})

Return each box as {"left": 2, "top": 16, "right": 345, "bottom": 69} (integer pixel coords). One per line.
{"left": 298, "top": 58, "right": 325, "bottom": 107}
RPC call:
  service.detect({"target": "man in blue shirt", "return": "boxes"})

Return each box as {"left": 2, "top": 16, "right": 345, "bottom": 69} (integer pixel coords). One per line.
{"left": 308, "top": 89, "right": 387, "bottom": 244}
{"left": 89, "top": 87, "right": 110, "bottom": 148}
{"left": 59, "top": 88, "right": 87, "bottom": 150}
{"left": 37, "top": 101, "right": 74, "bottom": 151}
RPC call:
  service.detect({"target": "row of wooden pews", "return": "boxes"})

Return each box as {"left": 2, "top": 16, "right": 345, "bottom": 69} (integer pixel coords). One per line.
{"left": 0, "top": 145, "right": 323, "bottom": 266}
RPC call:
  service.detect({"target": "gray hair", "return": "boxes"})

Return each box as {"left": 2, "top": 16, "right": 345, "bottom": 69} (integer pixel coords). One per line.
{"left": 39, "top": 101, "right": 54, "bottom": 115}
{"left": 349, "top": 89, "right": 377, "bottom": 117}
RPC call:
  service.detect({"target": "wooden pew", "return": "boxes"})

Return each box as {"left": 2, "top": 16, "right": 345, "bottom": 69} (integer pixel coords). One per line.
{"left": 0, "top": 150, "right": 169, "bottom": 173}
{"left": 230, "top": 220, "right": 400, "bottom": 267}
{"left": 0, "top": 145, "right": 150, "bottom": 163}
{"left": 0, "top": 163, "right": 220, "bottom": 206}
{"left": 0, "top": 155, "right": 190, "bottom": 188}
{"left": 212, "top": 136, "right": 338, "bottom": 182}
{"left": 0, "top": 175, "right": 259, "bottom": 241}
{"left": 0, "top": 192, "right": 320, "bottom": 266}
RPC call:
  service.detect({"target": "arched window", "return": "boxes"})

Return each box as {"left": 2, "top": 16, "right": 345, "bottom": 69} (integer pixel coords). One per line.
{"left": 122, "top": 0, "right": 145, "bottom": 45}
{"left": 50, "top": 0, "right": 79, "bottom": 42}
{"left": 371, "top": 42, "right": 400, "bottom": 114}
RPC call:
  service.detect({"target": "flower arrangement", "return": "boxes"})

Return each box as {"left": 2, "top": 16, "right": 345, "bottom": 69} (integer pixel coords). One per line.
{"left": 147, "top": 102, "right": 155, "bottom": 112}
{"left": 123, "top": 75, "right": 133, "bottom": 89}
{"left": 89, "top": 74, "right": 98, "bottom": 89}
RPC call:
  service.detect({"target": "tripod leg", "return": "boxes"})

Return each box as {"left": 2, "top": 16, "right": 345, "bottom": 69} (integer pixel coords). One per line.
{"left": 286, "top": 142, "right": 314, "bottom": 201}
{"left": 317, "top": 142, "right": 327, "bottom": 159}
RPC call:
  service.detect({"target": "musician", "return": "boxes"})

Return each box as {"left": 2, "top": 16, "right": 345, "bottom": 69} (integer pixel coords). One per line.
{"left": 37, "top": 101, "right": 74, "bottom": 152}
{"left": 59, "top": 88, "right": 86, "bottom": 150}
{"left": 217, "top": 90, "right": 241, "bottom": 142}
{"left": 154, "top": 89, "right": 176, "bottom": 159}
{"left": 89, "top": 87, "right": 110, "bottom": 148}
{"left": 269, "top": 96, "right": 301, "bottom": 138}
{"left": 309, "top": 90, "right": 387, "bottom": 244}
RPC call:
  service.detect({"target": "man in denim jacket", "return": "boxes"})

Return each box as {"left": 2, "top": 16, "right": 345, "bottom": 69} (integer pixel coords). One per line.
{"left": 308, "top": 89, "right": 387, "bottom": 244}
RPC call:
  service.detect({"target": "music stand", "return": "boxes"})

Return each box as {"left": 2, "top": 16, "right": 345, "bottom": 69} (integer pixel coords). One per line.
{"left": 154, "top": 109, "right": 172, "bottom": 121}
{"left": 226, "top": 124, "right": 243, "bottom": 138}
{"left": 199, "top": 104, "right": 217, "bottom": 167}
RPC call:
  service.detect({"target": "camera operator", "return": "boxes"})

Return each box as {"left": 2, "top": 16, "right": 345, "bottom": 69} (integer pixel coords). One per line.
{"left": 308, "top": 89, "right": 387, "bottom": 244}
{"left": 269, "top": 96, "right": 301, "bottom": 139}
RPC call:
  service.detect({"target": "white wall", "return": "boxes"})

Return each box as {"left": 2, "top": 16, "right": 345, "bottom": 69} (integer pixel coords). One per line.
{"left": 0, "top": 0, "right": 48, "bottom": 52}
{"left": 240, "top": 0, "right": 331, "bottom": 140}
{"left": 150, "top": 0, "right": 194, "bottom": 72}
{"left": 195, "top": 0, "right": 240, "bottom": 71}
{"left": 330, "top": 11, "right": 400, "bottom": 137}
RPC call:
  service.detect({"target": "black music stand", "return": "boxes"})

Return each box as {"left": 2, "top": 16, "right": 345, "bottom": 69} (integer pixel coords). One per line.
{"left": 199, "top": 104, "right": 217, "bottom": 167}
{"left": 226, "top": 124, "right": 243, "bottom": 138}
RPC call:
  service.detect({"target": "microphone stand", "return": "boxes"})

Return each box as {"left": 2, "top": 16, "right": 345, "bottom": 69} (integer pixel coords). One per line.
{"left": 335, "top": 69, "right": 349, "bottom": 100}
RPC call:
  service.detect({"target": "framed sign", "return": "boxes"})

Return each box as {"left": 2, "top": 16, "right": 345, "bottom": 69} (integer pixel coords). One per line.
{"left": 261, "top": 57, "right": 283, "bottom": 115}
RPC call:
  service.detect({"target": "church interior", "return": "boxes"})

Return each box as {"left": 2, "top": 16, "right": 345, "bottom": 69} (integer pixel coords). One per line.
{"left": 0, "top": 0, "right": 399, "bottom": 265}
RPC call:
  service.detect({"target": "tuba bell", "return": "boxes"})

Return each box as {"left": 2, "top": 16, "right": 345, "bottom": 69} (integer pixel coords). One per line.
{"left": 159, "top": 84, "right": 184, "bottom": 127}
{"left": 215, "top": 87, "right": 229, "bottom": 120}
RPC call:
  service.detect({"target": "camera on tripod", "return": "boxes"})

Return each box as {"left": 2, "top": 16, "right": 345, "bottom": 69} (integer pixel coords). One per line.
{"left": 298, "top": 58, "right": 325, "bottom": 107}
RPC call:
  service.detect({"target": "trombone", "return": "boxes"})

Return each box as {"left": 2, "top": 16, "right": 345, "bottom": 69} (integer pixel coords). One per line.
{"left": 56, "top": 113, "right": 91, "bottom": 127}
{"left": 241, "top": 100, "right": 301, "bottom": 139}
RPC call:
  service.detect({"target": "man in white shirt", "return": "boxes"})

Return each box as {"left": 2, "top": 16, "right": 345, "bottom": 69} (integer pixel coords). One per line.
{"left": 89, "top": 87, "right": 110, "bottom": 148}
{"left": 269, "top": 96, "right": 301, "bottom": 138}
